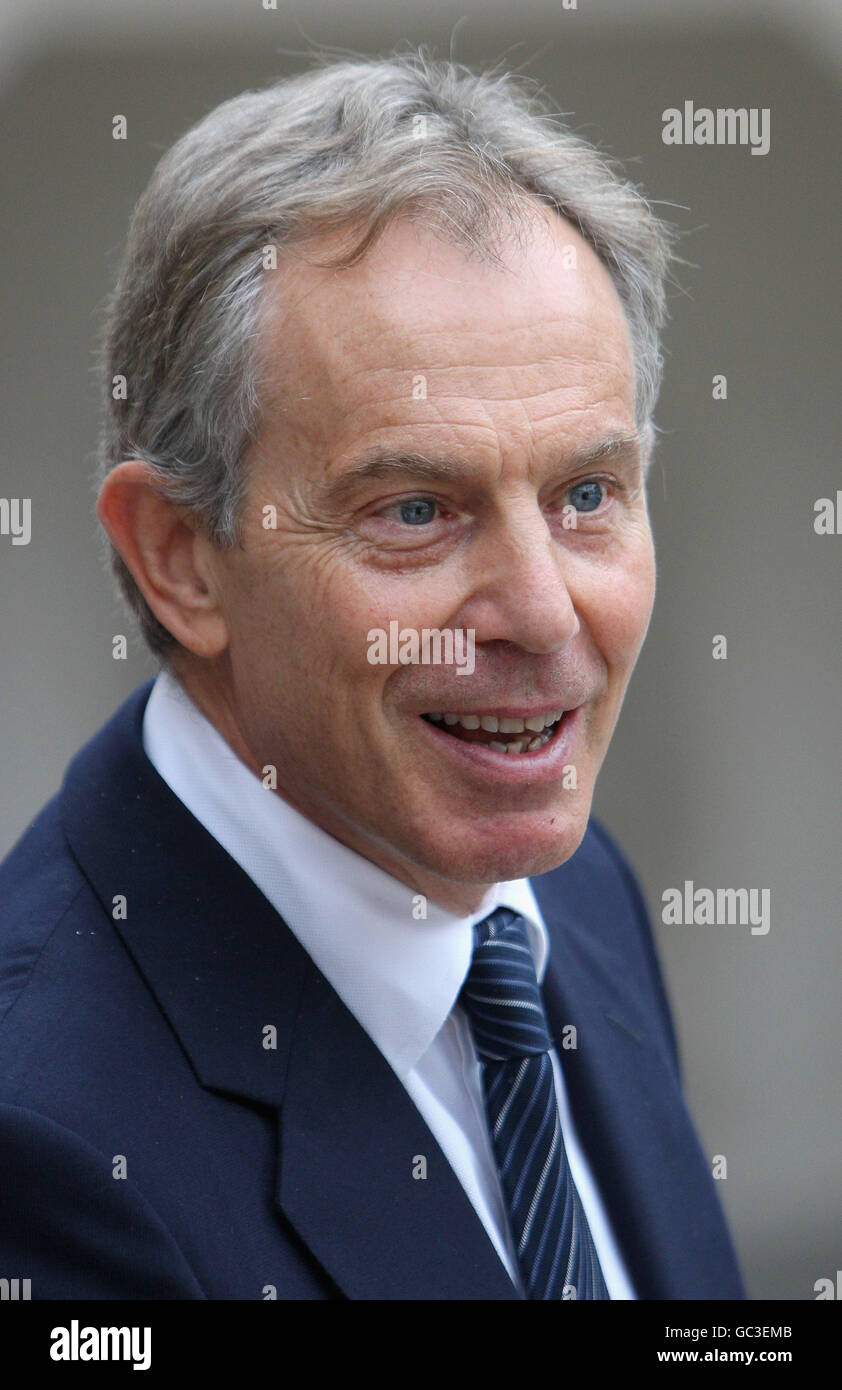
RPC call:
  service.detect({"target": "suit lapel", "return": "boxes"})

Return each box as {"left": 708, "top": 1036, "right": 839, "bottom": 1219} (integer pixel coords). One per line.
{"left": 532, "top": 874, "right": 742, "bottom": 1299}
{"left": 276, "top": 953, "right": 519, "bottom": 1299}
{"left": 61, "top": 682, "right": 517, "bottom": 1300}
{"left": 62, "top": 681, "right": 739, "bottom": 1300}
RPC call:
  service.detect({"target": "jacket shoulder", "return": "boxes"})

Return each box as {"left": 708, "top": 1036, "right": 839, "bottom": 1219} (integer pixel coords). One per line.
{"left": 0, "top": 1101, "right": 205, "bottom": 1299}
{"left": 0, "top": 793, "right": 90, "bottom": 1027}
{"left": 533, "top": 816, "right": 681, "bottom": 1073}
{"left": 0, "top": 681, "right": 156, "bottom": 1026}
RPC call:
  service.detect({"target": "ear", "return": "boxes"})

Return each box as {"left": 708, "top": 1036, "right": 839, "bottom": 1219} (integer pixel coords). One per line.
{"left": 97, "top": 461, "right": 230, "bottom": 658}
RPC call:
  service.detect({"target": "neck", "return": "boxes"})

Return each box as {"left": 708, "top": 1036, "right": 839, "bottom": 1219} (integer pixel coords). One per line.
{"left": 164, "top": 657, "right": 494, "bottom": 917}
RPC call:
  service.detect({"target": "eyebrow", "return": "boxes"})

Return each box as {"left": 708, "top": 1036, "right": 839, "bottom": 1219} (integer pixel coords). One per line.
{"left": 320, "top": 433, "right": 643, "bottom": 506}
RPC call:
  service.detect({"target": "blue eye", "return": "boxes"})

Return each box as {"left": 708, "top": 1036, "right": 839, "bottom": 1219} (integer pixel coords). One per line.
{"left": 568, "top": 479, "right": 605, "bottom": 513}
{"left": 398, "top": 498, "right": 437, "bottom": 525}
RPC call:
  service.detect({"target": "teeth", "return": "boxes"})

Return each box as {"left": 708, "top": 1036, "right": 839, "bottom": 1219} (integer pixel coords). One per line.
{"left": 424, "top": 708, "right": 567, "bottom": 748}
{"left": 461, "top": 730, "right": 555, "bottom": 756}
{"left": 429, "top": 710, "right": 564, "bottom": 730}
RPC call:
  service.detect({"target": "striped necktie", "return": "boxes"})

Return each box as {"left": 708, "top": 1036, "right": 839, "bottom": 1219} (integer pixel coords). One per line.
{"left": 459, "top": 905, "right": 609, "bottom": 1300}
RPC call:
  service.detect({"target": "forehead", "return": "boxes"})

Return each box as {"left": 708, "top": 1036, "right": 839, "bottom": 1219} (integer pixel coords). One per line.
{"left": 255, "top": 203, "right": 635, "bottom": 445}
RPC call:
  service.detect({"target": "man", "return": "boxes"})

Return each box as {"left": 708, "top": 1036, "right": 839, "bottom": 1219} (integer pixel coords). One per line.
{"left": 0, "top": 52, "right": 744, "bottom": 1299}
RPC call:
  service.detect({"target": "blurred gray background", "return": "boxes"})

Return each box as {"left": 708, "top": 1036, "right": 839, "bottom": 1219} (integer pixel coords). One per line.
{"left": 1, "top": 0, "right": 839, "bottom": 1300}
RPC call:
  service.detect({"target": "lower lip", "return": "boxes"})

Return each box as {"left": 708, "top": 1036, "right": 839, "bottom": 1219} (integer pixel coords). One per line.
{"left": 417, "top": 709, "right": 582, "bottom": 785}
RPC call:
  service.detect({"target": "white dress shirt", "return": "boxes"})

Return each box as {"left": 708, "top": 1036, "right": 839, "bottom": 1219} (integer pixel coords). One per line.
{"left": 142, "top": 667, "right": 635, "bottom": 1298}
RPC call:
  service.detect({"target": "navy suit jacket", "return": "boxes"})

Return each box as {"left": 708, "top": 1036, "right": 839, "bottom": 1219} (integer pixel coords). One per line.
{"left": 0, "top": 681, "right": 744, "bottom": 1299}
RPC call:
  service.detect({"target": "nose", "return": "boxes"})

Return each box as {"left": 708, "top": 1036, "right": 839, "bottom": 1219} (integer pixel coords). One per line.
{"left": 461, "top": 501, "right": 581, "bottom": 654}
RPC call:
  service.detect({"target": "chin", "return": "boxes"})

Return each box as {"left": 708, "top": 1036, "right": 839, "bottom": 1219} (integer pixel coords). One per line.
{"left": 419, "top": 809, "right": 592, "bottom": 888}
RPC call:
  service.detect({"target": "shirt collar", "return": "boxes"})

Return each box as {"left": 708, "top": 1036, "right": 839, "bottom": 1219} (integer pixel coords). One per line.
{"left": 142, "top": 668, "right": 549, "bottom": 1080}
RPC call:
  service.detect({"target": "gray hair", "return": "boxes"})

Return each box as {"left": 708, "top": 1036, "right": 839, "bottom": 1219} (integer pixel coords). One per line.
{"left": 98, "top": 48, "right": 675, "bottom": 657}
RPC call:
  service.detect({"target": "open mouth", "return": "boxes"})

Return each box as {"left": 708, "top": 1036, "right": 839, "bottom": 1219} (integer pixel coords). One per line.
{"left": 420, "top": 709, "right": 566, "bottom": 756}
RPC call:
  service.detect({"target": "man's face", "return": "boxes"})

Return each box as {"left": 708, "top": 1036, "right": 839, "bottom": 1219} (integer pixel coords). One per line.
{"left": 198, "top": 205, "right": 656, "bottom": 909}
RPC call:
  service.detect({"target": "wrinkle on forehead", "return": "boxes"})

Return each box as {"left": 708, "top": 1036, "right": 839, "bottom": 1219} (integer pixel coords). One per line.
{"left": 252, "top": 204, "right": 636, "bottom": 460}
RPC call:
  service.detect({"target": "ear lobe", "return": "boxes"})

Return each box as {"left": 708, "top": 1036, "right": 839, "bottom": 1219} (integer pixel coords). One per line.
{"left": 97, "top": 460, "right": 230, "bottom": 658}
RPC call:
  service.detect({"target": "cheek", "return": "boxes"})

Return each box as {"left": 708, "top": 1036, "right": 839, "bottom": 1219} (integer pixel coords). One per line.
{"left": 590, "top": 537, "right": 656, "bottom": 673}
{"left": 225, "top": 538, "right": 369, "bottom": 665}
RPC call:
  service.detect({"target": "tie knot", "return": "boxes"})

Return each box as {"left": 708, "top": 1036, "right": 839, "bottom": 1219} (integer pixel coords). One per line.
{"left": 459, "top": 907, "right": 553, "bottom": 1061}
